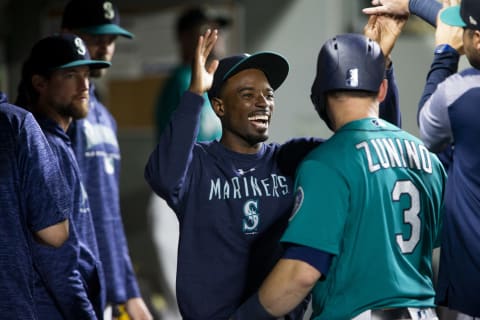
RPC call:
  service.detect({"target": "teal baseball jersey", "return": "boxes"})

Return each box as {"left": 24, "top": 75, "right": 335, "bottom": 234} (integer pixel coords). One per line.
{"left": 282, "top": 118, "right": 446, "bottom": 320}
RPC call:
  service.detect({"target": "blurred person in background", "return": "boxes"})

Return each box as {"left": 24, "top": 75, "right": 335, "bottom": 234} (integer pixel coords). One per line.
{"left": 61, "top": 0, "right": 153, "bottom": 319}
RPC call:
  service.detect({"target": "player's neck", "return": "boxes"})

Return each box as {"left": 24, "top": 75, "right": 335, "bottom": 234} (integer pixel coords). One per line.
{"left": 330, "top": 98, "right": 378, "bottom": 131}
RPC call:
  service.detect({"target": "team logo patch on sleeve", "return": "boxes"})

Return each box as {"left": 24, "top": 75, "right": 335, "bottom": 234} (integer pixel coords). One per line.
{"left": 289, "top": 187, "right": 304, "bottom": 221}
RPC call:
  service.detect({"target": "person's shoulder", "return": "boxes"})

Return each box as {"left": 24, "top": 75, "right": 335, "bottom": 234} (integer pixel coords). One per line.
{"left": 173, "top": 64, "right": 192, "bottom": 76}
{"left": 457, "top": 67, "right": 480, "bottom": 80}
{"left": 165, "top": 64, "right": 192, "bottom": 84}
{"left": 280, "top": 137, "right": 324, "bottom": 149}
{"left": 90, "top": 98, "right": 117, "bottom": 124}
{"left": 433, "top": 68, "right": 480, "bottom": 104}
{"left": 0, "top": 101, "right": 29, "bottom": 119}
{"left": 440, "top": 67, "right": 480, "bottom": 86}
{"left": 397, "top": 128, "right": 423, "bottom": 143}
{"left": 0, "top": 102, "right": 34, "bottom": 133}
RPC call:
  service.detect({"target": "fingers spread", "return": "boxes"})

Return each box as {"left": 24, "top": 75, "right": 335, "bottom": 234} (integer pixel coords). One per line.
{"left": 204, "top": 29, "right": 219, "bottom": 58}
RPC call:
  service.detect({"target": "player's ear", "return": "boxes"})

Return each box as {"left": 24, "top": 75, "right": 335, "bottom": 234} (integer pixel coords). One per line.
{"left": 32, "top": 75, "right": 48, "bottom": 93}
{"left": 474, "top": 30, "right": 480, "bottom": 51}
{"left": 211, "top": 97, "right": 225, "bottom": 116}
{"left": 377, "top": 79, "right": 388, "bottom": 103}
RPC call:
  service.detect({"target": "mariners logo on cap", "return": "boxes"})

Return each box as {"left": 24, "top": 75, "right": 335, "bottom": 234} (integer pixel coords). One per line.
{"left": 74, "top": 37, "right": 87, "bottom": 56}
{"left": 346, "top": 68, "right": 359, "bottom": 88}
{"left": 103, "top": 1, "right": 115, "bottom": 20}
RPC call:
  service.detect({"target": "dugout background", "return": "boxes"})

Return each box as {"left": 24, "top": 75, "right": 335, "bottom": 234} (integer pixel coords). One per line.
{"left": 0, "top": 0, "right": 464, "bottom": 317}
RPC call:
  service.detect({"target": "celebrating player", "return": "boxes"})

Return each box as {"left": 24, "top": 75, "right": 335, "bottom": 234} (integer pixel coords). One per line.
{"left": 233, "top": 27, "right": 446, "bottom": 320}
{"left": 144, "top": 10, "right": 405, "bottom": 318}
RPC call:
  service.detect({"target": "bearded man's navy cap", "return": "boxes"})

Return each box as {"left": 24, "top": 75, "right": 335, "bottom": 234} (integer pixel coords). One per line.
{"left": 207, "top": 52, "right": 289, "bottom": 101}
{"left": 61, "top": 0, "right": 134, "bottom": 39}
{"left": 441, "top": 0, "right": 480, "bottom": 30}
{"left": 27, "top": 33, "right": 111, "bottom": 74}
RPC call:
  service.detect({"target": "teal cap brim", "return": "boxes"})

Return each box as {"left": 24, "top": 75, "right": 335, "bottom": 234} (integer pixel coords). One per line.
{"left": 440, "top": 5, "right": 466, "bottom": 27}
{"left": 78, "top": 24, "right": 134, "bottom": 39}
{"left": 56, "top": 60, "right": 111, "bottom": 70}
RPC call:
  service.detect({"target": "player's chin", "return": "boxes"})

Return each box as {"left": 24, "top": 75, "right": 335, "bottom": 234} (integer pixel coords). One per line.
{"left": 255, "top": 128, "right": 269, "bottom": 141}
{"left": 71, "top": 102, "right": 89, "bottom": 120}
{"left": 248, "top": 132, "right": 269, "bottom": 145}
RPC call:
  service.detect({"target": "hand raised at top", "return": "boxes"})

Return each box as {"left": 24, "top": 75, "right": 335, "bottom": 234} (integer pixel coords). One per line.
{"left": 435, "top": 0, "right": 463, "bottom": 54}
{"left": 189, "top": 29, "right": 219, "bottom": 96}
{"left": 364, "top": 14, "right": 408, "bottom": 61}
{"left": 362, "top": 0, "right": 409, "bottom": 17}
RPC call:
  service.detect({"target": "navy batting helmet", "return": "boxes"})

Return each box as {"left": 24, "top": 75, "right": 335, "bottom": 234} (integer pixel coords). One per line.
{"left": 310, "top": 33, "right": 385, "bottom": 130}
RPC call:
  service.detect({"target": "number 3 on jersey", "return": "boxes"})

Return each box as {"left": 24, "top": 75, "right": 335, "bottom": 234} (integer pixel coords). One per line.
{"left": 392, "top": 180, "right": 420, "bottom": 254}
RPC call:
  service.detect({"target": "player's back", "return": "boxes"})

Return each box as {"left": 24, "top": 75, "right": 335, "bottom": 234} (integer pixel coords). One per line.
{"left": 306, "top": 118, "right": 446, "bottom": 319}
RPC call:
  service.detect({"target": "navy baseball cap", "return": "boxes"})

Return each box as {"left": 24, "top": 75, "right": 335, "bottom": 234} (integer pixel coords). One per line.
{"left": 207, "top": 52, "right": 289, "bottom": 100}
{"left": 441, "top": 0, "right": 480, "bottom": 30}
{"left": 28, "top": 33, "right": 111, "bottom": 74}
{"left": 61, "top": 0, "right": 134, "bottom": 39}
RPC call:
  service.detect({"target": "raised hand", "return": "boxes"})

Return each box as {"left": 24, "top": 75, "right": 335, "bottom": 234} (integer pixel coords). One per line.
{"left": 364, "top": 14, "right": 408, "bottom": 65}
{"left": 435, "top": 0, "right": 464, "bottom": 54}
{"left": 362, "top": 0, "right": 409, "bottom": 17}
{"left": 189, "top": 29, "right": 219, "bottom": 96}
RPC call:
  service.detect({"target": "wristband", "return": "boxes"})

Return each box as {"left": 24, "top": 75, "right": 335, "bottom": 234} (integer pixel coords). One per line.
{"left": 232, "top": 292, "right": 276, "bottom": 320}
{"left": 434, "top": 44, "right": 458, "bottom": 55}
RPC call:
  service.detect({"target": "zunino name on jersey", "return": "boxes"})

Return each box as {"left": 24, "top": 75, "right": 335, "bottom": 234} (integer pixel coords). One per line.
{"left": 356, "top": 138, "right": 433, "bottom": 173}
{"left": 208, "top": 174, "right": 289, "bottom": 200}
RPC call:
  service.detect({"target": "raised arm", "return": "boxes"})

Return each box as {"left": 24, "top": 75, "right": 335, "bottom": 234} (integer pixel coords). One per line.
{"left": 363, "top": 0, "right": 441, "bottom": 27}
{"left": 418, "top": 0, "right": 463, "bottom": 155}
{"left": 144, "top": 30, "right": 219, "bottom": 208}
{"left": 364, "top": 14, "right": 408, "bottom": 126}
{"left": 363, "top": 0, "right": 410, "bottom": 17}
{"left": 418, "top": 0, "right": 463, "bottom": 117}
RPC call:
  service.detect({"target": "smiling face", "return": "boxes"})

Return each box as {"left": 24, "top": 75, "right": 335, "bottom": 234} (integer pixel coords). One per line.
{"left": 212, "top": 68, "right": 275, "bottom": 154}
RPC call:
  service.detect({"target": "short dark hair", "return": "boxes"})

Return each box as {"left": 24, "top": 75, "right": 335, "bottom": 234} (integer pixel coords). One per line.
{"left": 176, "top": 7, "right": 230, "bottom": 37}
{"left": 327, "top": 90, "right": 378, "bottom": 99}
